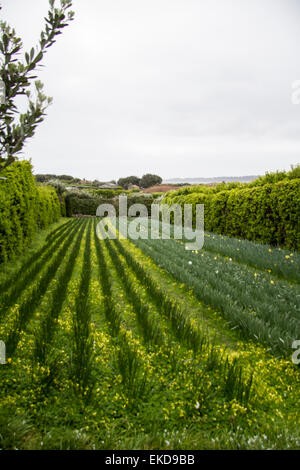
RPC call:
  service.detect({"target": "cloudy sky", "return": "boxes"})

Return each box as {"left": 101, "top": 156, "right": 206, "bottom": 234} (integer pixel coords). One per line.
{"left": 2, "top": 0, "right": 300, "bottom": 180}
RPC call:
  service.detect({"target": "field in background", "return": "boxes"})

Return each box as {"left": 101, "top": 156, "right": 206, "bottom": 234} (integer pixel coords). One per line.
{"left": 141, "top": 184, "right": 182, "bottom": 193}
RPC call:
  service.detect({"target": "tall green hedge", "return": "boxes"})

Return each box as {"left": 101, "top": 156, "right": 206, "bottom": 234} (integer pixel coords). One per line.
{"left": 36, "top": 185, "right": 62, "bottom": 229}
{"left": 0, "top": 161, "right": 61, "bottom": 263}
{"left": 163, "top": 180, "right": 300, "bottom": 251}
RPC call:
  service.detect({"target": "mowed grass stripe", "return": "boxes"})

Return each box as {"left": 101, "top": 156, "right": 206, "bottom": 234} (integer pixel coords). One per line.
{"left": 5, "top": 220, "right": 86, "bottom": 356}
{"left": 93, "top": 228, "right": 157, "bottom": 401}
{"left": 0, "top": 219, "right": 80, "bottom": 317}
{"left": 105, "top": 239, "right": 165, "bottom": 346}
{"left": 113, "top": 237, "right": 210, "bottom": 355}
{"left": 0, "top": 218, "right": 77, "bottom": 294}
{"left": 70, "top": 219, "right": 94, "bottom": 394}
{"left": 34, "top": 219, "right": 88, "bottom": 363}
{"left": 45, "top": 218, "right": 73, "bottom": 243}
{"left": 104, "top": 221, "right": 211, "bottom": 353}
{"left": 93, "top": 222, "right": 122, "bottom": 336}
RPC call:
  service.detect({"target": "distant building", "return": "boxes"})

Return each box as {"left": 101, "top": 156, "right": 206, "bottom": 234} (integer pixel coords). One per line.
{"left": 98, "top": 182, "right": 121, "bottom": 189}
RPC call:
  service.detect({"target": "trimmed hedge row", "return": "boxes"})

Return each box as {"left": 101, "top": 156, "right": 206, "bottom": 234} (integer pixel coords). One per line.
{"left": 65, "top": 192, "right": 155, "bottom": 217}
{"left": 65, "top": 192, "right": 106, "bottom": 217}
{"left": 64, "top": 188, "right": 141, "bottom": 217}
{"left": 0, "top": 161, "right": 62, "bottom": 263}
{"left": 36, "top": 185, "right": 62, "bottom": 229}
{"left": 163, "top": 180, "right": 300, "bottom": 251}
{"left": 94, "top": 188, "right": 140, "bottom": 198}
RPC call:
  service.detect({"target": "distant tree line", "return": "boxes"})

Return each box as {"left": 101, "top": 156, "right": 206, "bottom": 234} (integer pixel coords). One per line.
{"left": 35, "top": 174, "right": 81, "bottom": 184}
{"left": 35, "top": 172, "right": 163, "bottom": 189}
{"left": 118, "top": 174, "right": 162, "bottom": 189}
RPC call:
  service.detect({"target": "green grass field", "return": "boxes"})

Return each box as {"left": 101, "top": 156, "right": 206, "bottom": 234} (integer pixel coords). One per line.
{"left": 0, "top": 218, "right": 299, "bottom": 450}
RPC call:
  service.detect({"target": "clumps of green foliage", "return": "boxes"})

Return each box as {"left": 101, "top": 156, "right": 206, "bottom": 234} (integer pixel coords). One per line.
{"left": 139, "top": 174, "right": 162, "bottom": 188}
{"left": 95, "top": 188, "right": 130, "bottom": 198}
{"left": 117, "top": 176, "right": 141, "bottom": 189}
{"left": 248, "top": 164, "right": 300, "bottom": 186}
{"left": 163, "top": 166, "right": 300, "bottom": 251}
{"left": 117, "top": 174, "right": 162, "bottom": 189}
{"left": 0, "top": 161, "right": 61, "bottom": 262}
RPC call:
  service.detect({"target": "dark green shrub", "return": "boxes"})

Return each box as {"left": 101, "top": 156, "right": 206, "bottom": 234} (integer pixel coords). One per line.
{"left": 140, "top": 174, "right": 162, "bottom": 188}
{"left": 117, "top": 176, "right": 141, "bottom": 189}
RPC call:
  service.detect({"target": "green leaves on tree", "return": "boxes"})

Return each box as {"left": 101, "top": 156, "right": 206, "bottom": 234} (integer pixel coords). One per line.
{"left": 0, "top": 0, "right": 75, "bottom": 172}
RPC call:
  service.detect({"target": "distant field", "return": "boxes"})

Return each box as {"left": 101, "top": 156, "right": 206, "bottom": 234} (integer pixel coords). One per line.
{"left": 141, "top": 184, "right": 182, "bottom": 193}
{"left": 0, "top": 218, "right": 299, "bottom": 450}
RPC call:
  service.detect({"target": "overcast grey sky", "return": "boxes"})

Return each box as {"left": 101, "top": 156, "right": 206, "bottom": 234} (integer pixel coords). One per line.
{"left": 2, "top": 0, "right": 300, "bottom": 180}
